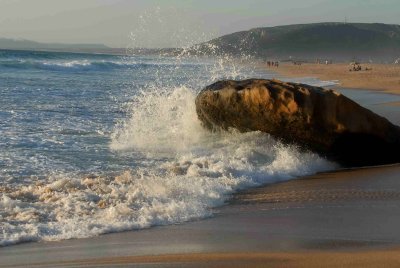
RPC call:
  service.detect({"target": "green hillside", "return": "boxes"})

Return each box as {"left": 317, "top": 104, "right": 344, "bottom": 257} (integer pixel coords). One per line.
{"left": 195, "top": 23, "right": 400, "bottom": 61}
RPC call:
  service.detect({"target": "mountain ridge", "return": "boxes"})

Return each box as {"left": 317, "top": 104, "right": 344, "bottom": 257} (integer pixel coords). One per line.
{"left": 194, "top": 22, "right": 400, "bottom": 61}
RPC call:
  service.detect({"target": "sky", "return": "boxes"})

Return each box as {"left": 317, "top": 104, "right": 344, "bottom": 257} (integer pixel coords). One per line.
{"left": 0, "top": 0, "right": 399, "bottom": 48}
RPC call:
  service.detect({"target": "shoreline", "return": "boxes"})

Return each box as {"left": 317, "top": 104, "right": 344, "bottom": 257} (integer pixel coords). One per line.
{"left": 265, "top": 62, "right": 400, "bottom": 95}
{"left": 1, "top": 59, "right": 400, "bottom": 267}
{"left": 2, "top": 164, "right": 400, "bottom": 267}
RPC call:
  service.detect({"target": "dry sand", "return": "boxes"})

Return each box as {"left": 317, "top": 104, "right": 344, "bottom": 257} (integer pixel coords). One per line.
{"left": 268, "top": 63, "right": 400, "bottom": 95}
{"left": 2, "top": 164, "right": 400, "bottom": 267}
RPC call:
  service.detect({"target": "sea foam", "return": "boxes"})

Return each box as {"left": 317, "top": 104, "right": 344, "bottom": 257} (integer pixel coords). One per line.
{"left": 0, "top": 83, "right": 336, "bottom": 246}
{"left": 0, "top": 47, "right": 338, "bottom": 246}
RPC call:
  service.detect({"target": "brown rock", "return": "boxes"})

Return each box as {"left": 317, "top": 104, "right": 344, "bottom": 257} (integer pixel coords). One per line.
{"left": 195, "top": 79, "right": 400, "bottom": 167}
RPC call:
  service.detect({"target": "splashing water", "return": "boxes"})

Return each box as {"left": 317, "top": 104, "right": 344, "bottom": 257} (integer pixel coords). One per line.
{"left": 0, "top": 27, "right": 338, "bottom": 247}
{"left": 111, "top": 86, "right": 205, "bottom": 153}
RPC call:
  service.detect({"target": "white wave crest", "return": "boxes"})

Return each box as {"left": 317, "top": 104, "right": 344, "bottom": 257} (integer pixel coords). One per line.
{"left": 110, "top": 86, "right": 206, "bottom": 153}
{"left": 42, "top": 59, "right": 92, "bottom": 68}
{"left": 1, "top": 129, "right": 335, "bottom": 246}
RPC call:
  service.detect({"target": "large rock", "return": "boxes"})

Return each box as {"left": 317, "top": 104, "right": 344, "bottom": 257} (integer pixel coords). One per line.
{"left": 195, "top": 79, "right": 400, "bottom": 167}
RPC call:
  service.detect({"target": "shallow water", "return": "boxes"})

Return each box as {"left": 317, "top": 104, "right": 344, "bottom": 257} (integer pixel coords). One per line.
{"left": 336, "top": 88, "right": 400, "bottom": 125}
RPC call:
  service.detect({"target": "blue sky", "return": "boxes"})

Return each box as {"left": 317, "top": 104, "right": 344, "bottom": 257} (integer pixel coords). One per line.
{"left": 0, "top": 0, "right": 399, "bottom": 47}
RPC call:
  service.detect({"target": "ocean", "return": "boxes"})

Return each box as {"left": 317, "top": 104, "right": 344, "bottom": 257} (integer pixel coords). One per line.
{"left": 0, "top": 49, "right": 337, "bottom": 246}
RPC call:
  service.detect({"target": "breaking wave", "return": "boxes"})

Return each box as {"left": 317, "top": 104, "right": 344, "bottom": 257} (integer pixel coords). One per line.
{"left": 0, "top": 58, "right": 202, "bottom": 72}
{"left": 1, "top": 78, "right": 336, "bottom": 246}
{"left": 0, "top": 45, "right": 338, "bottom": 247}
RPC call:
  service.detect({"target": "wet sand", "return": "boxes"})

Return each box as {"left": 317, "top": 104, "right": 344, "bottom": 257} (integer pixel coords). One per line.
{"left": 2, "top": 164, "right": 400, "bottom": 267}
{"left": 269, "top": 63, "right": 400, "bottom": 95}
{"left": 386, "top": 101, "right": 400, "bottom": 107}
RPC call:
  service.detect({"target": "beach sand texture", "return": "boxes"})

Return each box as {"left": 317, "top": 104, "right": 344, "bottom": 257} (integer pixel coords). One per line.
{"left": 270, "top": 63, "right": 400, "bottom": 95}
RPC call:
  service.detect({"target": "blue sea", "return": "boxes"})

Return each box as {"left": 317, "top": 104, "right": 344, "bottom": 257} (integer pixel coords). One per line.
{"left": 0, "top": 49, "right": 338, "bottom": 246}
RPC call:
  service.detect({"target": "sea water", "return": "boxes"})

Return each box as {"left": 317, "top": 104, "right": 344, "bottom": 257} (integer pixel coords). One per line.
{"left": 0, "top": 49, "right": 336, "bottom": 246}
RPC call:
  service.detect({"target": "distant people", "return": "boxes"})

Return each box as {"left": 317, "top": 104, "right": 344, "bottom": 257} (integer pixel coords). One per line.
{"left": 266, "top": 61, "right": 279, "bottom": 67}
{"left": 349, "top": 62, "right": 362, "bottom": 72}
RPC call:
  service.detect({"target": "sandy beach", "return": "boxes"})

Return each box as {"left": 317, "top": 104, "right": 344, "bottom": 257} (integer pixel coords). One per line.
{"left": 2, "top": 164, "right": 400, "bottom": 267}
{"left": 268, "top": 62, "right": 400, "bottom": 95}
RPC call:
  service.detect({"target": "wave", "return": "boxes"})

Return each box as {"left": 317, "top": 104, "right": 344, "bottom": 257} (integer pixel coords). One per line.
{"left": 1, "top": 86, "right": 337, "bottom": 246}
{"left": 0, "top": 56, "right": 209, "bottom": 72}
{"left": 0, "top": 59, "right": 151, "bottom": 72}
{"left": 0, "top": 45, "right": 339, "bottom": 246}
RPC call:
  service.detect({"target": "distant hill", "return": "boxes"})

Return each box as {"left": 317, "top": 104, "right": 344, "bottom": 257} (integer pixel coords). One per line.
{"left": 0, "top": 37, "right": 109, "bottom": 51}
{"left": 194, "top": 23, "right": 400, "bottom": 61}
{"left": 0, "top": 38, "right": 184, "bottom": 56}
